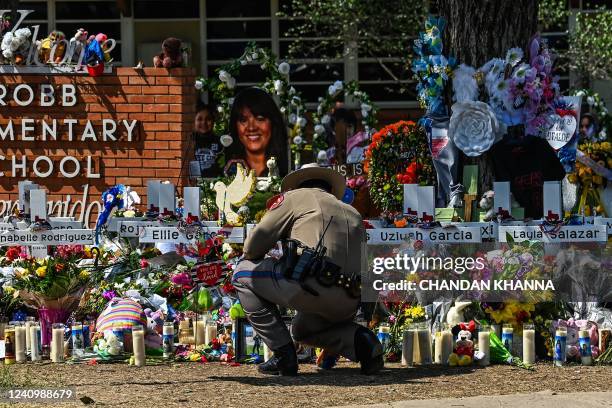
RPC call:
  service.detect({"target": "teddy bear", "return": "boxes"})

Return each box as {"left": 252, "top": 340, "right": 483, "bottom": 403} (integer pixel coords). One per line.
{"left": 448, "top": 321, "right": 476, "bottom": 366}
{"left": 1, "top": 27, "right": 32, "bottom": 64}
{"left": 479, "top": 190, "right": 521, "bottom": 221}
{"left": 153, "top": 37, "right": 183, "bottom": 68}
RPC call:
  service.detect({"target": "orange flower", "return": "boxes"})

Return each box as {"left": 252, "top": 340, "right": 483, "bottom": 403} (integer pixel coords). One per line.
{"left": 394, "top": 218, "right": 408, "bottom": 228}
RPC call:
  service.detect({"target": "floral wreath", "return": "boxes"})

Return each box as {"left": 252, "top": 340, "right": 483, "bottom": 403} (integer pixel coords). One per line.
{"left": 311, "top": 80, "right": 378, "bottom": 159}
{"left": 364, "top": 121, "right": 436, "bottom": 212}
{"left": 195, "top": 42, "right": 307, "bottom": 149}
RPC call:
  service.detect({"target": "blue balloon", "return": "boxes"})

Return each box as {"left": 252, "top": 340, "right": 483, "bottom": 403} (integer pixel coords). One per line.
{"left": 342, "top": 187, "right": 355, "bottom": 204}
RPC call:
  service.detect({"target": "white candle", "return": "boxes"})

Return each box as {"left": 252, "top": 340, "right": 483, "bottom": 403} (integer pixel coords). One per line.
{"left": 523, "top": 325, "right": 536, "bottom": 365}
{"left": 435, "top": 330, "right": 453, "bottom": 365}
{"left": 578, "top": 329, "right": 592, "bottom": 366}
{"left": 205, "top": 322, "right": 217, "bottom": 345}
{"left": 132, "top": 326, "right": 146, "bottom": 367}
{"left": 14, "top": 323, "right": 27, "bottom": 363}
{"left": 50, "top": 325, "right": 64, "bottom": 363}
{"left": 415, "top": 327, "right": 432, "bottom": 365}
{"left": 478, "top": 327, "right": 490, "bottom": 366}
{"left": 29, "top": 323, "right": 41, "bottom": 361}
{"left": 25, "top": 318, "right": 35, "bottom": 352}
{"left": 401, "top": 329, "right": 414, "bottom": 366}
{"left": 263, "top": 343, "right": 273, "bottom": 361}
{"left": 194, "top": 316, "right": 206, "bottom": 347}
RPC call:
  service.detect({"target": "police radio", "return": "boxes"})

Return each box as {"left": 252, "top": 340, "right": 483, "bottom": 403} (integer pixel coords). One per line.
{"left": 290, "top": 216, "right": 334, "bottom": 281}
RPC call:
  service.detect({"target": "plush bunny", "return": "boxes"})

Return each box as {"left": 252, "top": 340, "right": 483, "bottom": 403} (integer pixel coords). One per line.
{"left": 69, "top": 28, "right": 88, "bottom": 63}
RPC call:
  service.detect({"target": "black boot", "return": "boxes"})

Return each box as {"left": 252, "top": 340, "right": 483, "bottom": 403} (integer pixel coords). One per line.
{"left": 354, "top": 327, "right": 384, "bottom": 375}
{"left": 258, "top": 343, "right": 298, "bottom": 376}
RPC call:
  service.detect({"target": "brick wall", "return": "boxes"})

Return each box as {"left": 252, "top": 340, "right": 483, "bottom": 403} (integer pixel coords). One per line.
{"left": 0, "top": 67, "right": 196, "bottom": 226}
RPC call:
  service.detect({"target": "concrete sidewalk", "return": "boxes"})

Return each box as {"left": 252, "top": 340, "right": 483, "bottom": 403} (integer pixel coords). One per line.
{"left": 340, "top": 391, "right": 612, "bottom": 408}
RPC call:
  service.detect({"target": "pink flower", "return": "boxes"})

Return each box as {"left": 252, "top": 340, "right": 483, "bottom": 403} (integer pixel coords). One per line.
{"left": 140, "top": 258, "right": 149, "bottom": 269}
{"left": 171, "top": 272, "right": 192, "bottom": 287}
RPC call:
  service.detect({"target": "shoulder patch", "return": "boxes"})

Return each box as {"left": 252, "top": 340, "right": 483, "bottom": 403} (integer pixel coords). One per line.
{"left": 266, "top": 194, "right": 285, "bottom": 210}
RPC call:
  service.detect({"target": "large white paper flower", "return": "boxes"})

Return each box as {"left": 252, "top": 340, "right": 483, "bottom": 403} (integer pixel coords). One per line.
{"left": 278, "top": 62, "right": 290, "bottom": 75}
{"left": 449, "top": 101, "right": 503, "bottom": 157}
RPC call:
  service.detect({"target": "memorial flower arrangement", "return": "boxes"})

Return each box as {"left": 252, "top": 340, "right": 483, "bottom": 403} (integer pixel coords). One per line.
{"left": 365, "top": 120, "right": 436, "bottom": 212}
{"left": 483, "top": 301, "right": 535, "bottom": 329}
{"left": 377, "top": 302, "right": 427, "bottom": 361}
{"left": 568, "top": 139, "right": 611, "bottom": 216}
{"left": 412, "top": 16, "right": 456, "bottom": 115}
{"left": 6, "top": 245, "right": 93, "bottom": 314}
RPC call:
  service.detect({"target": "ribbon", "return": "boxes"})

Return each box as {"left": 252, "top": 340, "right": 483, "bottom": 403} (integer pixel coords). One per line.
{"left": 576, "top": 150, "right": 612, "bottom": 181}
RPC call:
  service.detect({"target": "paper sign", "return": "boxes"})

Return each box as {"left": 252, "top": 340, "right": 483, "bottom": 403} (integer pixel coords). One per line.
{"left": 140, "top": 227, "right": 244, "bottom": 244}
{"left": 403, "top": 184, "right": 419, "bottom": 215}
{"left": 366, "top": 227, "right": 481, "bottom": 244}
{"left": 594, "top": 217, "right": 612, "bottom": 235}
{"left": 498, "top": 225, "right": 607, "bottom": 243}
{"left": 543, "top": 181, "right": 562, "bottom": 220}
{"left": 417, "top": 186, "right": 435, "bottom": 221}
{"left": 493, "top": 182, "right": 511, "bottom": 215}
{"left": 18, "top": 181, "right": 36, "bottom": 214}
{"left": 118, "top": 221, "right": 163, "bottom": 237}
{"left": 0, "top": 229, "right": 95, "bottom": 246}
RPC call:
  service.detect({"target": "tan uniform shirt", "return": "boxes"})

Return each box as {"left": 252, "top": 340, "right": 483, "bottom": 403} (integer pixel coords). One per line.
{"left": 243, "top": 188, "right": 365, "bottom": 276}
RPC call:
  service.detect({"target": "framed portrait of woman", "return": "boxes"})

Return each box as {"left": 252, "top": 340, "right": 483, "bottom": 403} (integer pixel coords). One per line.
{"left": 224, "top": 87, "right": 290, "bottom": 177}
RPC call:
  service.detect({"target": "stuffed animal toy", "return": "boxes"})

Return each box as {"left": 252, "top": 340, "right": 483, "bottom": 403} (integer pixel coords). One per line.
{"left": 153, "top": 37, "right": 183, "bottom": 68}
{"left": 553, "top": 319, "right": 599, "bottom": 361}
{"left": 69, "top": 28, "right": 88, "bottom": 64}
{"left": 38, "top": 31, "right": 66, "bottom": 63}
{"left": 95, "top": 33, "right": 113, "bottom": 63}
{"left": 448, "top": 320, "right": 476, "bottom": 366}
{"left": 479, "top": 190, "right": 521, "bottom": 221}
{"left": 446, "top": 301, "right": 472, "bottom": 326}
{"left": 1, "top": 28, "right": 32, "bottom": 64}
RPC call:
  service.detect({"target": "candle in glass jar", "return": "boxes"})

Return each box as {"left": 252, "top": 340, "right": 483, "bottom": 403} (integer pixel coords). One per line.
{"left": 377, "top": 323, "right": 391, "bottom": 353}
{"left": 50, "top": 323, "right": 65, "bottom": 363}
{"left": 4, "top": 325, "right": 15, "bottom": 365}
{"left": 194, "top": 315, "right": 206, "bottom": 347}
{"left": 578, "top": 328, "right": 592, "bottom": 366}
{"left": 523, "top": 323, "right": 536, "bottom": 365}
{"left": 554, "top": 327, "right": 567, "bottom": 367}
{"left": 205, "top": 321, "right": 217, "bottom": 345}
{"left": 415, "top": 324, "right": 432, "bottom": 365}
{"left": 401, "top": 328, "right": 414, "bottom": 366}
{"left": 132, "top": 325, "right": 146, "bottom": 367}
{"left": 478, "top": 325, "right": 490, "bottom": 366}
{"left": 25, "top": 317, "right": 35, "bottom": 352}
{"left": 502, "top": 324, "right": 514, "bottom": 353}
{"left": 29, "top": 322, "right": 41, "bottom": 361}
{"left": 14, "top": 322, "right": 27, "bottom": 363}
{"left": 599, "top": 327, "right": 611, "bottom": 353}
{"left": 435, "top": 327, "right": 453, "bottom": 365}
{"left": 163, "top": 322, "right": 174, "bottom": 359}
{"left": 72, "top": 322, "right": 85, "bottom": 358}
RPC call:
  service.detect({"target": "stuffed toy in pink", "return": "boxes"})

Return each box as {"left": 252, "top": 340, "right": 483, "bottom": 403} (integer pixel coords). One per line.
{"left": 553, "top": 319, "right": 599, "bottom": 361}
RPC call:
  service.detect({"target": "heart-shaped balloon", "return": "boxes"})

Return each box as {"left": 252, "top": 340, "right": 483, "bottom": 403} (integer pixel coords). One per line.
{"left": 546, "top": 114, "right": 577, "bottom": 150}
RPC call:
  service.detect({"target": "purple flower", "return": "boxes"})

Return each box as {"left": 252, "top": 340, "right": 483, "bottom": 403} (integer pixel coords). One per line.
{"left": 171, "top": 272, "right": 192, "bottom": 286}
{"left": 102, "top": 290, "right": 117, "bottom": 301}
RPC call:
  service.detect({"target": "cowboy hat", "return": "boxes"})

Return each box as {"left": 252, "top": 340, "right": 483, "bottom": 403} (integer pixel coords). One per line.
{"left": 281, "top": 163, "right": 346, "bottom": 200}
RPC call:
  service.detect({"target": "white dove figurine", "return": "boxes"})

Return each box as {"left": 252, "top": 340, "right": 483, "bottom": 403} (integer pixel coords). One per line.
{"left": 213, "top": 163, "right": 256, "bottom": 225}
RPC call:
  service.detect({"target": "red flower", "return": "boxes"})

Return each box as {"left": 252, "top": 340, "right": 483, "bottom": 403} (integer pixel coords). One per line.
{"left": 140, "top": 258, "right": 149, "bottom": 269}
{"left": 5, "top": 247, "right": 20, "bottom": 262}
{"left": 222, "top": 281, "right": 236, "bottom": 294}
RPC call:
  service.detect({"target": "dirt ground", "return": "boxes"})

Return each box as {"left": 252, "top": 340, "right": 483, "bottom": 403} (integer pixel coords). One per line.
{"left": 2, "top": 361, "right": 611, "bottom": 407}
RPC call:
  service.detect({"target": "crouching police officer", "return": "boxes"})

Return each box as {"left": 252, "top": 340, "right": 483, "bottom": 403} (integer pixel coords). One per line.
{"left": 232, "top": 163, "right": 383, "bottom": 376}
